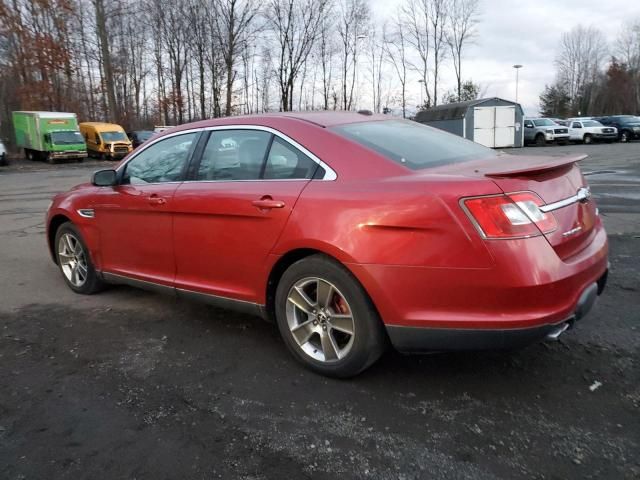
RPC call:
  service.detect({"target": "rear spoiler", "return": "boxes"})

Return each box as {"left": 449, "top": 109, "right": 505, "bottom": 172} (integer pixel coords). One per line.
{"left": 483, "top": 154, "right": 587, "bottom": 177}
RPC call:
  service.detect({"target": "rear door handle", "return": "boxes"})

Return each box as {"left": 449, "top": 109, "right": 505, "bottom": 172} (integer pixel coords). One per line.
{"left": 148, "top": 194, "right": 166, "bottom": 206}
{"left": 252, "top": 197, "right": 285, "bottom": 210}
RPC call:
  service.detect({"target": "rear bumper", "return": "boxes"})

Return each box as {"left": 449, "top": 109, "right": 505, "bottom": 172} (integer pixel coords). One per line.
{"left": 386, "top": 274, "right": 606, "bottom": 353}
{"left": 349, "top": 220, "right": 608, "bottom": 352}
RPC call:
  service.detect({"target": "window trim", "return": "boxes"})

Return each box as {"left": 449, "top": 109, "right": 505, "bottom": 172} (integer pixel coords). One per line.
{"left": 116, "top": 125, "right": 337, "bottom": 184}
{"left": 119, "top": 130, "right": 202, "bottom": 186}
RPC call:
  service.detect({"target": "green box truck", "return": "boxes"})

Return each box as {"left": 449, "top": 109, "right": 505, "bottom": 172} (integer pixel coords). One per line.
{"left": 13, "top": 111, "right": 87, "bottom": 163}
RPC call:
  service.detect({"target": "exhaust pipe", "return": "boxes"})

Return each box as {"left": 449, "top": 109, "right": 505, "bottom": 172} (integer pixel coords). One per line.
{"left": 545, "top": 322, "right": 570, "bottom": 341}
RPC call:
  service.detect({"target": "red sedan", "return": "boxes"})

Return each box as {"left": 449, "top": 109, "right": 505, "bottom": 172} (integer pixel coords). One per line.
{"left": 46, "top": 112, "right": 609, "bottom": 377}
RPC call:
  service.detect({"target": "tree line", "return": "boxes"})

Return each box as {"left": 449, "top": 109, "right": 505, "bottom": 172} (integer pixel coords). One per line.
{"left": 0, "top": 0, "right": 480, "bottom": 138}
{"left": 540, "top": 22, "right": 640, "bottom": 118}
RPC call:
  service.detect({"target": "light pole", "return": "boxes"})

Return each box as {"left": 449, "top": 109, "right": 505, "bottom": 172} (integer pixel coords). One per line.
{"left": 418, "top": 79, "right": 425, "bottom": 107}
{"left": 513, "top": 64, "right": 523, "bottom": 103}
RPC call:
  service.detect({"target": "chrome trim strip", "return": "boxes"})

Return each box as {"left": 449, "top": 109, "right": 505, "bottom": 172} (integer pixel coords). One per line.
{"left": 101, "top": 272, "right": 265, "bottom": 317}
{"left": 539, "top": 187, "right": 590, "bottom": 213}
{"left": 116, "top": 124, "right": 337, "bottom": 181}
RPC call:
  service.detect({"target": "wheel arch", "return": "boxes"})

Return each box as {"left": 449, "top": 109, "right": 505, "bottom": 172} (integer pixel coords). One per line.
{"left": 264, "top": 247, "right": 379, "bottom": 325}
{"left": 48, "top": 214, "right": 72, "bottom": 263}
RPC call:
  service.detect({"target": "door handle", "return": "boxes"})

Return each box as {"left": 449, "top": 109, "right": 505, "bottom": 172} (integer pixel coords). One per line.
{"left": 148, "top": 194, "right": 166, "bottom": 206}
{"left": 252, "top": 196, "right": 285, "bottom": 210}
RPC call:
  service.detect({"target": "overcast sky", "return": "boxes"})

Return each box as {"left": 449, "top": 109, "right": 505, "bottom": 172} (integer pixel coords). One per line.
{"left": 369, "top": 0, "right": 640, "bottom": 115}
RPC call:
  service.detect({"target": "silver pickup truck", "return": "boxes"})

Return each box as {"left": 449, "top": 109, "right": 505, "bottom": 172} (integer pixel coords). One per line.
{"left": 524, "top": 118, "right": 570, "bottom": 146}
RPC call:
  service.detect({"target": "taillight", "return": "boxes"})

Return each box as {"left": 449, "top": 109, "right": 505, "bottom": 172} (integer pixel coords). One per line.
{"left": 462, "top": 192, "right": 557, "bottom": 239}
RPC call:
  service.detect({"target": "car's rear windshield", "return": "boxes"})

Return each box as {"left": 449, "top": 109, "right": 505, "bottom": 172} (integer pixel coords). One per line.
{"left": 332, "top": 120, "right": 497, "bottom": 170}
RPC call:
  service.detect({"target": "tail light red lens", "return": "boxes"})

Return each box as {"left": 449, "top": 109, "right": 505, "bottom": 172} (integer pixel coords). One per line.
{"left": 462, "top": 192, "right": 557, "bottom": 239}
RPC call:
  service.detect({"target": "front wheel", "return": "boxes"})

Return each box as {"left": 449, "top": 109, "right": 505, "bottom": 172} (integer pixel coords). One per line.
{"left": 275, "top": 255, "right": 386, "bottom": 377}
{"left": 583, "top": 134, "right": 593, "bottom": 144}
{"left": 54, "top": 222, "right": 104, "bottom": 294}
{"left": 535, "top": 134, "right": 546, "bottom": 146}
{"left": 620, "top": 131, "right": 629, "bottom": 143}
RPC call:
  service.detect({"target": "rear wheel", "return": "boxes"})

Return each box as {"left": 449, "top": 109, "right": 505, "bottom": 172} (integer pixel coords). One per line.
{"left": 25, "top": 149, "right": 37, "bottom": 161}
{"left": 54, "top": 222, "right": 104, "bottom": 294}
{"left": 583, "top": 134, "right": 593, "bottom": 144}
{"left": 275, "top": 254, "right": 386, "bottom": 377}
{"left": 535, "top": 134, "right": 546, "bottom": 146}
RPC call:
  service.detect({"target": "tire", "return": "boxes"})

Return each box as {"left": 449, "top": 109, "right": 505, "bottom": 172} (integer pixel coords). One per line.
{"left": 25, "top": 149, "right": 36, "bottom": 161}
{"left": 620, "top": 131, "right": 629, "bottom": 143}
{"left": 583, "top": 134, "right": 593, "bottom": 145}
{"left": 54, "top": 222, "right": 104, "bottom": 294}
{"left": 275, "top": 254, "right": 387, "bottom": 377}
{"left": 535, "top": 134, "right": 546, "bottom": 146}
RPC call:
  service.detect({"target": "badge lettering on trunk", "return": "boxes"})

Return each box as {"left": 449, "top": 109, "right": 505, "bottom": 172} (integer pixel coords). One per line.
{"left": 562, "top": 226, "right": 583, "bottom": 237}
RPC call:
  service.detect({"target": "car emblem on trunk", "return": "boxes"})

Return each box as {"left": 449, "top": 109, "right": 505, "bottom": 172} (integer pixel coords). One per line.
{"left": 562, "top": 226, "right": 583, "bottom": 237}
{"left": 576, "top": 187, "right": 591, "bottom": 203}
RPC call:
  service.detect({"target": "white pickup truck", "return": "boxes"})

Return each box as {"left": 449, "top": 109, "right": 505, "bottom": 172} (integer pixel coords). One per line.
{"left": 567, "top": 118, "right": 618, "bottom": 144}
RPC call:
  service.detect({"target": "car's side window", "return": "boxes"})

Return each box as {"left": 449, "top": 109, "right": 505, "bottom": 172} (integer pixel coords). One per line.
{"left": 123, "top": 132, "right": 198, "bottom": 185}
{"left": 572, "top": 122, "right": 582, "bottom": 128}
{"left": 196, "top": 130, "right": 271, "bottom": 181}
{"left": 263, "top": 137, "right": 321, "bottom": 180}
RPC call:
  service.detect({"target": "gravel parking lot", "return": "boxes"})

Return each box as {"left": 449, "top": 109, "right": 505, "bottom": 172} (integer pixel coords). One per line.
{"left": 1, "top": 142, "right": 639, "bottom": 479}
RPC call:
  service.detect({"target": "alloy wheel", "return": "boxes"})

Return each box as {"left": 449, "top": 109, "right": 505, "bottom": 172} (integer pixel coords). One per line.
{"left": 58, "top": 233, "right": 88, "bottom": 287}
{"left": 286, "top": 277, "right": 355, "bottom": 363}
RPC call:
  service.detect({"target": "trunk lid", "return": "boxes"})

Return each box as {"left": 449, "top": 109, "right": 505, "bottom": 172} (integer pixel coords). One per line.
{"left": 432, "top": 153, "right": 598, "bottom": 259}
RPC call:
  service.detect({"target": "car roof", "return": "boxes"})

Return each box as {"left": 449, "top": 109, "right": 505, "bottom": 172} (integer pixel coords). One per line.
{"left": 162, "top": 111, "right": 390, "bottom": 134}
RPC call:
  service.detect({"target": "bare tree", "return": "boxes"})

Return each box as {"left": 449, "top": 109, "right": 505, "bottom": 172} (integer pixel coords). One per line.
{"left": 337, "top": 0, "right": 370, "bottom": 110}
{"left": 447, "top": 0, "right": 478, "bottom": 102}
{"left": 428, "top": 0, "right": 449, "bottom": 107}
{"left": 556, "top": 25, "right": 608, "bottom": 114}
{"left": 384, "top": 16, "right": 409, "bottom": 118}
{"left": 267, "top": 0, "right": 329, "bottom": 111}
{"left": 403, "top": 0, "right": 431, "bottom": 107}
{"left": 366, "top": 24, "right": 386, "bottom": 113}
{"left": 318, "top": 16, "right": 336, "bottom": 110}
{"left": 94, "top": 0, "right": 118, "bottom": 122}
{"left": 615, "top": 19, "right": 640, "bottom": 110}
{"left": 214, "top": 0, "right": 261, "bottom": 116}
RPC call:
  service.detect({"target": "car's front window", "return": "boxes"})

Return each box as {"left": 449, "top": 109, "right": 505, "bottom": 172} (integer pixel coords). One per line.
{"left": 123, "top": 133, "right": 198, "bottom": 184}
{"left": 332, "top": 120, "right": 497, "bottom": 170}
{"left": 51, "top": 131, "right": 84, "bottom": 145}
{"left": 583, "top": 121, "right": 601, "bottom": 127}
{"left": 101, "top": 131, "right": 128, "bottom": 142}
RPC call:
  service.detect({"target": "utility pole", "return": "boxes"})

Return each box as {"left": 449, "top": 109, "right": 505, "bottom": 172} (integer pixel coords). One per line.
{"left": 513, "top": 64, "right": 523, "bottom": 103}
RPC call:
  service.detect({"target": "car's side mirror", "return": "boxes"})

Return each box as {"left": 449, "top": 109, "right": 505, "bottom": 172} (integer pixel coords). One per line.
{"left": 525, "top": 124, "right": 533, "bottom": 128}
{"left": 92, "top": 169, "right": 117, "bottom": 187}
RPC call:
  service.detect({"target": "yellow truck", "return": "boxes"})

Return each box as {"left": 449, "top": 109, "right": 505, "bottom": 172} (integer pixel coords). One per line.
{"left": 79, "top": 122, "right": 132, "bottom": 160}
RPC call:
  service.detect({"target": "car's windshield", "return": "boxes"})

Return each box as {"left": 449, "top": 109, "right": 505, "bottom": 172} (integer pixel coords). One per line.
{"left": 532, "top": 119, "right": 556, "bottom": 127}
{"left": 622, "top": 116, "right": 640, "bottom": 124}
{"left": 332, "top": 120, "right": 497, "bottom": 170}
{"left": 51, "top": 131, "right": 85, "bottom": 145}
{"left": 582, "top": 121, "right": 602, "bottom": 127}
{"left": 101, "top": 131, "right": 128, "bottom": 142}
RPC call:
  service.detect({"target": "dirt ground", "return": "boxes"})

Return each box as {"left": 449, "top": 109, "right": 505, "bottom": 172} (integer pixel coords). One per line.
{"left": 0, "top": 142, "right": 639, "bottom": 479}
